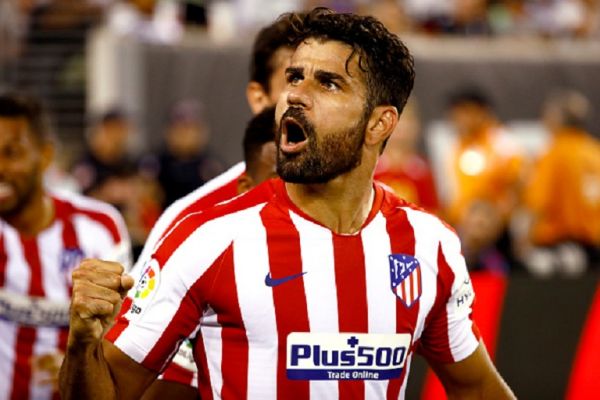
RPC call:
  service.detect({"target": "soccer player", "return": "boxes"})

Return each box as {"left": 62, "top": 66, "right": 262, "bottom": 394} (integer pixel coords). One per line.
{"left": 60, "top": 8, "right": 514, "bottom": 399}
{"left": 0, "top": 92, "right": 131, "bottom": 400}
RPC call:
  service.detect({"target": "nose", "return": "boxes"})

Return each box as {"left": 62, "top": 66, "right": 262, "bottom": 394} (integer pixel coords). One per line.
{"left": 286, "top": 83, "right": 313, "bottom": 110}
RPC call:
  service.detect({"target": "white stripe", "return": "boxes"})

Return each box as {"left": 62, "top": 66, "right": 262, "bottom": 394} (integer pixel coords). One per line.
{"left": 289, "top": 211, "right": 339, "bottom": 399}
{"left": 132, "top": 162, "right": 245, "bottom": 275}
{"left": 233, "top": 206, "right": 278, "bottom": 400}
{"left": 362, "top": 212, "right": 395, "bottom": 399}
{"left": 115, "top": 210, "right": 244, "bottom": 365}
{"left": 0, "top": 320, "right": 18, "bottom": 400}
{"left": 440, "top": 229, "right": 479, "bottom": 362}
{"left": 74, "top": 214, "right": 116, "bottom": 260}
{"left": 403, "top": 208, "right": 440, "bottom": 343}
{"left": 200, "top": 310, "right": 222, "bottom": 399}
{"left": 4, "top": 227, "right": 29, "bottom": 295}
{"left": 38, "top": 223, "right": 70, "bottom": 303}
{"left": 30, "top": 326, "right": 58, "bottom": 400}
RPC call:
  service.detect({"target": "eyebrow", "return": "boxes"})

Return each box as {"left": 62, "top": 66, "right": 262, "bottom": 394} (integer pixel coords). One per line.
{"left": 285, "top": 66, "right": 303, "bottom": 75}
{"left": 314, "top": 70, "right": 346, "bottom": 85}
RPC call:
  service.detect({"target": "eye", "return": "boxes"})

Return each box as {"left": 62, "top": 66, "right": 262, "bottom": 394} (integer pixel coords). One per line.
{"left": 321, "top": 80, "right": 340, "bottom": 91}
{"left": 287, "top": 72, "right": 303, "bottom": 85}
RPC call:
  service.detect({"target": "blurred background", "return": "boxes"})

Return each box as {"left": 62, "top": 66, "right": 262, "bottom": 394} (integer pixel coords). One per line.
{"left": 1, "top": 0, "right": 599, "bottom": 398}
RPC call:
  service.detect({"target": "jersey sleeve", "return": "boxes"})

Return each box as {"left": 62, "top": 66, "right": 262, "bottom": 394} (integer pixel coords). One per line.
{"left": 105, "top": 212, "right": 234, "bottom": 373}
{"left": 417, "top": 226, "right": 480, "bottom": 364}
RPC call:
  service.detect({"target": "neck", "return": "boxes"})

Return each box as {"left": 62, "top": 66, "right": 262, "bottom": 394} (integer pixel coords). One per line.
{"left": 4, "top": 189, "right": 55, "bottom": 237}
{"left": 285, "top": 162, "right": 376, "bottom": 235}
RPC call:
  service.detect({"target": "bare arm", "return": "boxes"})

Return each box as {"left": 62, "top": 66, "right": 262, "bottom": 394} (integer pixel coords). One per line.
{"left": 429, "top": 341, "right": 515, "bottom": 400}
{"left": 59, "top": 259, "right": 157, "bottom": 400}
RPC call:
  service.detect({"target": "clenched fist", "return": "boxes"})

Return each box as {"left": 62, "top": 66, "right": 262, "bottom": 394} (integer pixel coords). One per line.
{"left": 69, "top": 259, "right": 134, "bottom": 346}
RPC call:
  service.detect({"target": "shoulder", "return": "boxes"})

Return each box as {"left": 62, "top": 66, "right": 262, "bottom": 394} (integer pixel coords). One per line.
{"left": 151, "top": 178, "right": 278, "bottom": 265}
{"left": 50, "top": 189, "right": 128, "bottom": 241}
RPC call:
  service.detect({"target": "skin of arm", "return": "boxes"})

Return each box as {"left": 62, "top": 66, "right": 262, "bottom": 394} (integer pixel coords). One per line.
{"left": 59, "top": 259, "right": 158, "bottom": 400}
{"left": 429, "top": 341, "right": 516, "bottom": 400}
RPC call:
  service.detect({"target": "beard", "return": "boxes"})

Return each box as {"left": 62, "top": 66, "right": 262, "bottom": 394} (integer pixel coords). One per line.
{"left": 0, "top": 170, "right": 41, "bottom": 219}
{"left": 276, "top": 107, "right": 368, "bottom": 184}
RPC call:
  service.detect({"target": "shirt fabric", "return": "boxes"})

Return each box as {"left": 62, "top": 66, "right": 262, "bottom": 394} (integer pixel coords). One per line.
{"left": 109, "top": 178, "right": 479, "bottom": 399}
{"left": 0, "top": 191, "right": 131, "bottom": 400}
{"left": 525, "top": 128, "right": 600, "bottom": 246}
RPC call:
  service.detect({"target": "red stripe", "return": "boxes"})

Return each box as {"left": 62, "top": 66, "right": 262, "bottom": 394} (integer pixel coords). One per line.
{"left": 142, "top": 252, "right": 223, "bottom": 372}
{"left": 384, "top": 207, "right": 418, "bottom": 400}
{"left": 10, "top": 237, "right": 45, "bottom": 400}
{"left": 261, "top": 204, "right": 310, "bottom": 400}
{"left": 213, "top": 248, "right": 249, "bottom": 400}
{"left": 105, "top": 296, "right": 132, "bottom": 343}
{"left": 332, "top": 234, "right": 368, "bottom": 400}
{"left": 0, "top": 233, "right": 6, "bottom": 287}
{"left": 161, "top": 362, "right": 195, "bottom": 386}
{"left": 566, "top": 282, "right": 600, "bottom": 400}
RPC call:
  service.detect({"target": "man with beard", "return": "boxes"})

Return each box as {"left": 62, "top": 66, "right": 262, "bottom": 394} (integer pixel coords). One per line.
{"left": 60, "top": 8, "right": 514, "bottom": 399}
{"left": 0, "top": 92, "right": 131, "bottom": 400}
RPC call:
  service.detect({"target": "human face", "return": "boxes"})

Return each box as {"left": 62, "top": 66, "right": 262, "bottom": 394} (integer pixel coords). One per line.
{"left": 267, "top": 47, "right": 294, "bottom": 104}
{"left": 275, "top": 39, "right": 370, "bottom": 184}
{"left": 0, "top": 117, "right": 47, "bottom": 216}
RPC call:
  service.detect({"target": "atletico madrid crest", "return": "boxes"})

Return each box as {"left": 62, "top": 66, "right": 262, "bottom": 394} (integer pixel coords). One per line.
{"left": 388, "top": 254, "right": 422, "bottom": 308}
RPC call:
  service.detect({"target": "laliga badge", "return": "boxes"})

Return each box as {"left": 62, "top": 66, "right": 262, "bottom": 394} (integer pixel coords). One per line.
{"left": 128, "top": 259, "right": 161, "bottom": 319}
{"left": 389, "top": 254, "right": 422, "bottom": 308}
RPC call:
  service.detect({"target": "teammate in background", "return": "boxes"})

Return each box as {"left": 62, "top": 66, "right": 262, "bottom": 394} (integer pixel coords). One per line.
{"left": 60, "top": 8, "right": 514, "bottom": 399}
{"left": 111, "top": 14, "right": 300, "bottom": 397}
{"left": 0, "top": 92, "right": 131, "bottom": 400}
{"left": 522, "top": 89, "right": 600, "bottom": 277}
{"left": 374, "top": 100, "right": 439, "bottom": 213}
{"left": 138, "top": 106, "right": 277, "bottom": 399}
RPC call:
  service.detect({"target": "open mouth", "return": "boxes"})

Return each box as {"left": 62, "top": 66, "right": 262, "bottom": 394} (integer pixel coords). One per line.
{"left": 281, "top": 118, "right": 309, "bottom": 154}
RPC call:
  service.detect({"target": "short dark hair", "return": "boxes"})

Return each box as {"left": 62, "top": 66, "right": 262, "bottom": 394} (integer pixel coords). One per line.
{"left": 249, "top": 14, "right": 304, "bottom": 93}
{"left": 243, "top": 106, "right": 275, "bottom": 175}
{"left": 0, "top": 91, "right": 50, "bottom": 144}
{"left": 285, "top": 7, "right": 415, "bottom": 114}
{"left": 447, "top": 87, "right": 492, "bottom": 109}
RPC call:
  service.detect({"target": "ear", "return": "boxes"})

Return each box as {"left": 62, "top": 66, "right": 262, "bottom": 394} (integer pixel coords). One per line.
{"left": 246, "top": 81, "right": 271, "bottom": 114}
{"left": 237, "top": 172, "right": 255, "bottom": 195}
{"left": 364, "top": 106, "right": 398, "bottom": 149}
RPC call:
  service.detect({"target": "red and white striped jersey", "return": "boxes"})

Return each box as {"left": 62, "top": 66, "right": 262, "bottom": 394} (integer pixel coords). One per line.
{"left": 109, "top": 178, "right": 479, "bottom": 400}
{"left": 128, "top": 161, "right": 245, "bottom": 386}
{"left": 0, "top": 191, "right": 131, "bottom": 400}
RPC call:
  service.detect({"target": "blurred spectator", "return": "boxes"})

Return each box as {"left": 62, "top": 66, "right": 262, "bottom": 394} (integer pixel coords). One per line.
{"left": 522, "top": 89, "right": 600, "bottom": 277}
{"left": 356, "top": 0, "right": 413, "bottom": 33}
{"left": 444, "top": 88, "right": 524, "bottom": 225}
{"left": 443, "top": 87, "right": 525, "bottom": 270}
{"left": 72, "top": 108, "right": 137, "bottom": 195}
{"left": 374, "top": 100, "right": 439, "bottom": 212}
{"left": 105, "top": 0, "right": 183, "bottom": 43}
{"left": 422, "top": 0, "right": 493, "bottom": 35}
{"left": 150, "top": 99, "right": 225, "bottom": 208}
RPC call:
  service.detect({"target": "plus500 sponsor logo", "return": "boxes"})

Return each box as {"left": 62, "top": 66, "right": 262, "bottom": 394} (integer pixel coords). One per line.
{"left": 286, "top": 333, "right": 411, "bottom": 380}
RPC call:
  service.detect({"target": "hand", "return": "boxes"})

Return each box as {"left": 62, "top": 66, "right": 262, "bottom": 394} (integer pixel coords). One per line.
{"left": 69, "top": 259, "right": 134, "bottom": 346}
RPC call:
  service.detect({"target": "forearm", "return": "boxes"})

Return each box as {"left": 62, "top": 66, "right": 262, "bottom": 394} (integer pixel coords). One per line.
{"left": 59, "top": 340, "right": 117, "bottom": 400}
{"left": 445, "top": 373, "right": 515, "bottom": 400}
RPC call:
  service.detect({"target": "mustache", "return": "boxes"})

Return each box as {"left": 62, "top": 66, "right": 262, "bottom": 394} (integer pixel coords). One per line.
{"left": 279, "top": 107, "right": 315, "bottom": 138}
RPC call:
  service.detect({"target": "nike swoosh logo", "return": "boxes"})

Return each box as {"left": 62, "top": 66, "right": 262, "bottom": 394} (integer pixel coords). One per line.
{"left": 265, "top": 272, "right": 307, "bottom": 287}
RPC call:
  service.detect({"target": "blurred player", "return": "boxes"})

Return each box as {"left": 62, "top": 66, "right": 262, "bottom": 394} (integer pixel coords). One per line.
{"left": 60, "top": 8, "right": 514, "bottom": 399}
{"left": 0, "top": 92, "right": 131, "bottom": 400}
